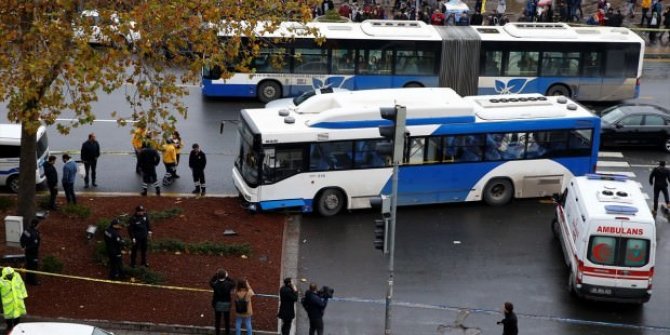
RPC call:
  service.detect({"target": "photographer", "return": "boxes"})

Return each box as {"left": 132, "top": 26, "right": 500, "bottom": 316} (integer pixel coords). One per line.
{"left": 302, "top": 282, "right": 331, "bottom": 335}
{"left": 496, "top": 301, "right": 518, "bottom": 335}
{"left": 277, "top": 277, "right": 298, "bottom": 335}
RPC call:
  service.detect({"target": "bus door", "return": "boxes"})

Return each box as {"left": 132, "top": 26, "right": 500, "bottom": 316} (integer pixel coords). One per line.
{"left": 577, "top": 51, "right": 602, "bottom": 101}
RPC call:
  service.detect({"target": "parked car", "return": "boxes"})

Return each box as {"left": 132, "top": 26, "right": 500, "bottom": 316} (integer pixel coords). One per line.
{"left": 74, "top": 10, "right": 140, "bottom": 48}
{"left": 264, "top": 87, "right": 348, "bottom": 108}
{"left": 599, "top": 103, "right": 670, "bottom": 152}
{"left": 9, "top": 322, "right": 114, "bottom": 335}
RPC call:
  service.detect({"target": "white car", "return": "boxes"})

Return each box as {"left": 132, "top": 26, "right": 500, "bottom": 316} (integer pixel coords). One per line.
{"left": 75, "top": 10, "right": 140, "bottom": 47}
{"left": 264, "top": 87, "right": 348, "bottom": 109}
{"left": 9, "top": 322, "right": 113, "bottom": 335}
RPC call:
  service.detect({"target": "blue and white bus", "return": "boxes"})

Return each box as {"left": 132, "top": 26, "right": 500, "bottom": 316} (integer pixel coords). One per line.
{"left": 203, "top": 21, "right": 644, "bottom": 102}
{"left": 232, "top": 87, "right": 601, "bottom": 216}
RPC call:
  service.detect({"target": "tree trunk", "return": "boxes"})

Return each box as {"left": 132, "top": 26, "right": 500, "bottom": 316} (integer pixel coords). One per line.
{"left": 17, "top": 122, "right": 38, "bottom": 226}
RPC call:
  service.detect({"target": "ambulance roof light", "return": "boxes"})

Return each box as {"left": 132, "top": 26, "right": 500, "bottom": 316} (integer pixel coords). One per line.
{"left": 586, "top": 173, "right": 628, "bottom": 182}
{"left": 605, "top": 204, "right": 638, "bottom": 215}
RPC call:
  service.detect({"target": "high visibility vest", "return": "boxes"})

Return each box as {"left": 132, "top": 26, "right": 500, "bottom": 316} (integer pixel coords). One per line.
{"left": 132, "top": 129, "right": 146, "bottom": 150}
{"left": 0, "top": 269, "right": 27, "bottom": 319}
{"left": 162, "top": 144, "right": 177, "bottom": 164}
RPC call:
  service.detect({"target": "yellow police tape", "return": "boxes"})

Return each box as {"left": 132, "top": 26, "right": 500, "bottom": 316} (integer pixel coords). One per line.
{"left": 14, "top": 268, "right": 212, "bottom": 293}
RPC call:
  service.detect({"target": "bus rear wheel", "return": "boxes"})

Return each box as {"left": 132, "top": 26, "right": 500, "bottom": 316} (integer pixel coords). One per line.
{"left": 258, "top": 81, "right": 282, "bottom": 103}
{"left": 7, "top": 175, "right": 19, "bottom": 193}
{"left": 483, "top": 178, "right": 513, "bottom": 206}
{"left": 546, "top": 84, "right": 571, "bottom": 98}
{"left": 316, "top": 188, "right": 346, "bottom": 216}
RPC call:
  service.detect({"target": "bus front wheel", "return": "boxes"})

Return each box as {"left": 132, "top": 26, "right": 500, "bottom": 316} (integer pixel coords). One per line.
{"left": 483, "top": 178, "right": 513, "bottom": 206}
{"left": 7, "top": 175, "right": 19, "bottom": 193}
{"left": 546, "top": 84, "right": 571, "bottom": 98}
{"left": 316, "top": 188, "right": 346, "bottom": 216}
{"left": 257, "top": 81, "right": 282, "bottom": 103}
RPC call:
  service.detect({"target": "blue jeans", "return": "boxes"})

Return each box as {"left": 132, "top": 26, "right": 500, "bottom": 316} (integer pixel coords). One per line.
{"left": 235, "top": 316, "right": 252, "bottom": 335}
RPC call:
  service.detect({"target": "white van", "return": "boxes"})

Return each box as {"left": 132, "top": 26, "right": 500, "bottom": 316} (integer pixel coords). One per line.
{"left": 0, "top": 124, "right": 49, "bottom": 193}
{"left": 552, "top": 174, "right": 655, "bottom": 303}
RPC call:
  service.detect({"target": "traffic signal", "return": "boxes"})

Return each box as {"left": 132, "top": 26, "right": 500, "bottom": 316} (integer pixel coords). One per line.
{"left": 378, "top": 105, "right": 407, "bottom": 164}
{"left": 370, "top": 195, "right": 391, "bottom": 253}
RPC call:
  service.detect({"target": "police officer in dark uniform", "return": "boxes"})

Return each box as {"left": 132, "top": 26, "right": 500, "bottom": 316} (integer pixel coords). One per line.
{"left": 128, "top": 205, "right": 152, "bottom": 268}
{"left": 139, "top": 142, "right": 161, "bottom": 196}
{"left": 20, "top": 218, "right": 41, "bottom": 285}
{"left": 104, "top": 219, "right": 125, "bottom": 280}
{"left": 43, "top": 155, "right": 58, "bottom": 210}
{"left": 189, "top": 143, "right": 207, "bottom": 196}
{"left": 649, "top": 160, "right": 670, "bottom": 216}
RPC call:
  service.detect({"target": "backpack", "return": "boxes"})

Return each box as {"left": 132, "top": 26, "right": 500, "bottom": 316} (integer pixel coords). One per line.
{"left": 235, "top": 294, "right": 248, "bottom": 314}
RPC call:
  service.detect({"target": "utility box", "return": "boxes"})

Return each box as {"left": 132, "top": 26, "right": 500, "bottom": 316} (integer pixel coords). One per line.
{"left": 5, "top": 216, "right": 23, "bottom": 245}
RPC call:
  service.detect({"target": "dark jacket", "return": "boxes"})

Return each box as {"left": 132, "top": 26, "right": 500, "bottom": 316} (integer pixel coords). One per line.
{"left": 277, "top": 284, "right": 298, "bottom": 320}
{"left": 104, "top": 226, "right": 123, "bottom": 257}
{"left": 500, "top": 311, "right": 518, "bottom": 335}
{"left": 189, "top": 150, "right": 207, "bottom": 170}
{"left": 649, "top": 166, "right": 670, "bottom": 188}
{"left": 210, "top": 275, "right": 235, "bottom": 305}
{"left": 303, "top": 290, "right": 328, "bottom": 320}
{"left": 128, "top": 214, "right": 151, "bottom": 240}
{"left": 81, "top": 140, "right": 100, "bottom": 162}
{"left": 20, "top": 226, "right": 40, "bottom": 253}
{"left": 43, "top": 162, "right": 58, "bottom": 188}
{"left": 138, "top": 147, "right": 160, "bottom": 172}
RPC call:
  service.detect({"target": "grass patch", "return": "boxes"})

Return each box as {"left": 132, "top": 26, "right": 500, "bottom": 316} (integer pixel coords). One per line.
{"left": 0, "top": 197, "right": 15, "bottom": 211}
{"left": 150, "top": 238, "right": 251, "bottom": 256}
{"left": 123, "top": 266, "right": 165, "bottom": 285}
{"left": 148, "top": 207, "right": 183, "bottom": 221}
{"left": 61, "top": 203, "right": 92, "bottom": 219}
{"left": 93, "top": 242, "right": 109, "bottom": 266}
{"left": 41, "top": 255, "right": 64, "bottom": 273}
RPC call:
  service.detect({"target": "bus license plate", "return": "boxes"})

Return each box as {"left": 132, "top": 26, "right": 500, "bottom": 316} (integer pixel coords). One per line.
{"left": 590, "top": 287, "right": 612, "bottom": 295}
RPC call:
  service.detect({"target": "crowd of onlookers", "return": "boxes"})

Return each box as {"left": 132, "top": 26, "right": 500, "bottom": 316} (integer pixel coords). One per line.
{"left": 314, "top": 0, "right": 670, "bottom": 43}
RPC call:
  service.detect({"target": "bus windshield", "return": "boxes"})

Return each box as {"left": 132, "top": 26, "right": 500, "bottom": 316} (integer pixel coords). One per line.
{"left": 236, "top": 121, "right": 259, "bottom": 187}
{"left": 36, "top": 132, "right": 49, "bottom": 159}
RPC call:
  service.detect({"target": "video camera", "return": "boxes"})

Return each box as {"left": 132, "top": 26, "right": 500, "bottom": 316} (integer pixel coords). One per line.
{"left": 318, "top": 286, "right": 334, "bottom": 299}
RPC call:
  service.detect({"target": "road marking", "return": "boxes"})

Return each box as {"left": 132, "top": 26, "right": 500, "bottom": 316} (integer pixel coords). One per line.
{"left": 630, "top": 164, "right": 658, "bottom": 168}
{"left": 595, "top": 171, "right": 636, "bottom": 177}
{"left": 55, "top": 118, "right": 137, "bottom": 123}
{"left": 598, "top": 152, "right": 624, "bottom": 158}
{"left": 42, "top": 190, "right": 237, "bottom": 198}
{"left": 596, "top": 161, "right": 630, "bottom": 168}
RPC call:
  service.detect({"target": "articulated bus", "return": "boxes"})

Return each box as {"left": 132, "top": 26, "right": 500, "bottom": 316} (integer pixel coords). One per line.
{"left": 232, "top": 88, "right": 601, "bottom": 216}
{"left": 202, "top": 21, "right": 644, "bottom": 102}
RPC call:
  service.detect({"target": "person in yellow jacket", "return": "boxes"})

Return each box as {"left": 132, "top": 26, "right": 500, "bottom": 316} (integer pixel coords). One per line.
{"left": 162, "top": 138, "right": 179, "bottom": 179}
{"left": 132, "top": 127, "right": 147, "bottom": 174}
{"left": 0, "top": 267, "right": 28, "bottom": 332}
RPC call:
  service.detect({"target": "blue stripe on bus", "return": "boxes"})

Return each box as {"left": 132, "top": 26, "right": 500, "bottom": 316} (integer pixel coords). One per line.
{"left": 311, "top": 116, "right": 476, "bottom": 129}
{"left": 0, "top": 168, "right": 19, "bottom": 175}
{"left": 432, "top": 117, "right": 599, "bottom": 135}
{"left": 259, "top": 199, "right": 306, "bottom": 211}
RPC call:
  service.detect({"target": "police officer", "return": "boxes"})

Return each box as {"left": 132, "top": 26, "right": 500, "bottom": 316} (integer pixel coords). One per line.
{"left": 103, "top": 219, "right": 124, "bottom": 280}
{"left": 19, "top": 218, "right": 41, "bottom": 286}
{"left": 139, "top": 141, "right": 161, "bottom": 196}
{"left": 43, "top": 155, "right": 58, "bottom": 210}
{"left": 649, "top": 160, "right": 670, "bottom": 216}
{"left": 128, "top": 205, "right": 152, "bottom": 268}
{"left": 189, "top": 143, "right": 207, "bottom": 196}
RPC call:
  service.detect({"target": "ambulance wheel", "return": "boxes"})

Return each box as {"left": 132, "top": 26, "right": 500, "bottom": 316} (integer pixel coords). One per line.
{"left": 316, "top": 188, "right": 346, "bottom": 217}
{"left": 483, "top": 178, "right": 513, "bottom": 206}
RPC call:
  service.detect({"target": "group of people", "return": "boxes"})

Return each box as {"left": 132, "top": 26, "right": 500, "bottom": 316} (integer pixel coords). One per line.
{"left": 103, "top": 205, "right": 153, "bottom": 280}
{"left": 131, "top": 128, "right": 208, "bottom": 197}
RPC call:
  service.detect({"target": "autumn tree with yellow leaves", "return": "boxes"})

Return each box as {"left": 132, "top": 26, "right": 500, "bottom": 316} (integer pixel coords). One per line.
{"left": 0, "top": 0, "right": 318, "bottom": 222}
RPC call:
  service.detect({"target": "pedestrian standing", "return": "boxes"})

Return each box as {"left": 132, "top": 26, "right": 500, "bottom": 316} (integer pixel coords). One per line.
{"left": 43, "top": 155, "right": 58, "bottom": 210}
{"left": 628, "top": 0, "right": 637, "bottom": 17}
{"left": 0, "top": 267, "right": 28, "bottom": 333}
{"left": 162, "top": 138, "right": 178, "bottom": 179}
{"left": 132, "top": 127, "right": 146, "bottom": 174}
{"left": 648, "top": 0, "right": 663, "bottom": 43}
{"left": 139, "top": 142, "right": 161, "bottom": 196}
{"left": 128, "top": 205, "right": 152, "bottom": 268}
{"left": 172, "top": 131, "right": 183, "bottom": 167}
{"left": 19, "top": 218, "right": 41, "bottom": 286}
{"left": 103, "top": 219, "right": 125, "bottom": 280}
{"left": 211, "top": 269, "right": 236, "bottom": 335}
{"left": 641, "top": 0, "right": 652, "bottom": 25}
{"left": 234, "top": 279, "right": 254, "bottom": 335}
{"left": 662, "top": 7, "right": 670, "bottom": 41}
{"left": 277, "top": 277, "right": 298, "bottom": 335}
{"left": 80, "top": 133, "right": 100, "bottom": 188}
{"left": 649, "top": 160, "right": 670, "bottom": 216}
{"left": 61, "top": 153, "right": 77, "bottom": 204}
{"left": 496, "top": 301, "right": 518, "bottom": 335}
{"left": 189, "top": 143, "right": 207, "bottom": 196}
{"left": 303, "top": 283, "right": 329, "bottom": 335}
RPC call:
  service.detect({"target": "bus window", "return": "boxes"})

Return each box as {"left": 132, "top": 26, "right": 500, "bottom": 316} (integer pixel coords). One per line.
{"left": 506, "top": 51, "right": 538, "bottom": 77}
{"left": 527, "top": 131, "right": 566, "bottom": 158}
{"left": 332, "top": 49, "right": 355, "bottom": 74}
{"left": 294, "top": 48, "right": 329, "bottom": 74}
{"left": 481, "top": 50, "right": 502, "bottom": 76}
{"left": 445, "top": 135, "right": 484, "bottom": 162}
{"left": 542, "top": 52, "right": 579, "bottom": 77}
{"left": 254, "top": 48, "right": 290, "bottom": 73}
{"left": 356, "top": 50, "right": 369, "bottom": 74}
{"left": 605, "top": 49, "right": 627, "bottom": 78}
{"left": 407, "top": 138, "right": 425, "bottom": 164}
{"left": 426, "top": 137, "right": 442, "bottom": 163}
{"left": 395, "top": 50, "right": 436, "bottom": 75}
{"left": 581, "top": 52, "right": 602, "bottom": 77}
{"left": 485, "top": 133, "right": 526, "bottom": 160}
{"left": 309, "top": 141, "right": 353, "bottom": 171}
{"left": 263, "top": 147, "right": 304, "bottom": 183}
{"left": 367, "top": 49, "right": 392, "bottom": 75}
{"left": 353, "top": 140, "right": 390, "bottom": 168}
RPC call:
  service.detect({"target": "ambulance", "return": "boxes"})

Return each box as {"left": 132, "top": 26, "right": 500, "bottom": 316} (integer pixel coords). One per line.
{"left": 552, "top": 174, "right": 655, "bottom": 303}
